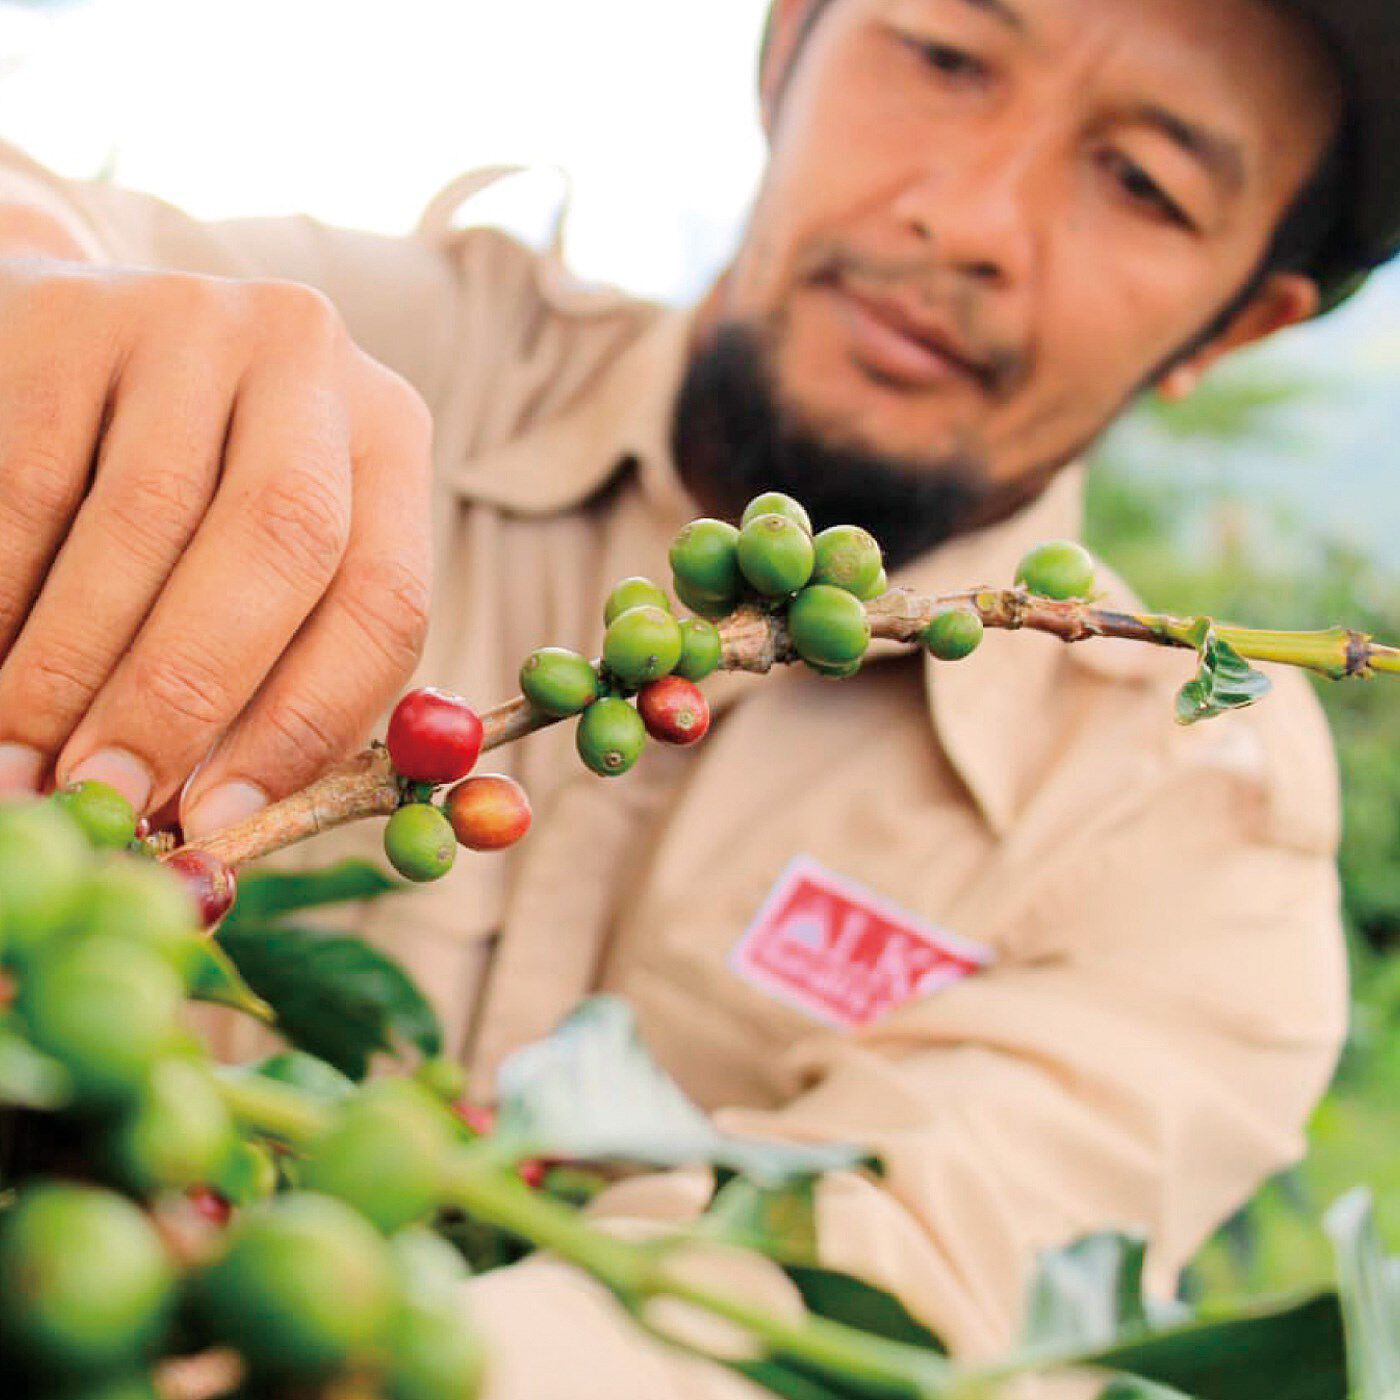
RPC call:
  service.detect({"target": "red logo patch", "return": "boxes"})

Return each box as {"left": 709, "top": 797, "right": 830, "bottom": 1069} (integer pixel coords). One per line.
{"left": 730, "top": 857, "right": 992, "bottom": 1029}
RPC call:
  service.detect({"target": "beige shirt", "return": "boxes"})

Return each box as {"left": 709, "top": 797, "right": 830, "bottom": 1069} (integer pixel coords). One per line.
{"left": 0, "top": 146, "right": 1350, "bottom": 1382}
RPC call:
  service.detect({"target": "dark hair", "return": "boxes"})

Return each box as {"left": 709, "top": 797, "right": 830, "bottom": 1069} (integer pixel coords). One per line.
{"left": 762, "top": 0, "right": 1354, "bottom": 350}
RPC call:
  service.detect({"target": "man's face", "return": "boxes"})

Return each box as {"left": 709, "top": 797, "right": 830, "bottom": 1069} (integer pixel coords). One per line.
{"left": 714, "top": 0, "right": 1342, "bottom": 493}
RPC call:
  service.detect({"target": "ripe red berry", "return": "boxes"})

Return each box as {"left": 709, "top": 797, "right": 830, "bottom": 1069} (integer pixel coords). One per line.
{"left": 186, "top": 1185, "right": 234, "bottom": 1229}
{"left": 164, "top": 849, "right": 238, "bottom": 929}
{"left": 444, "top": 774, "right": 532, "bottom": 852}
{"left": 518, "top": 1159, "right": 548, "bottom": 1190}
{"left": 637, "top": 676, "right": 711, "bottom": 746}
{"left": 386, "top": 688, "right": 484, "bottom": 785}
{"left": 451, "top": 1102, "right": 496, "bottom": 1137}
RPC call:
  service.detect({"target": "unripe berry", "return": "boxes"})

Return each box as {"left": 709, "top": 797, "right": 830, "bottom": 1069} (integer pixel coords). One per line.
{"left": 520, "top": 647, "right": 601, "bottom": 718}
{"left": 387, "top": 688, "right": 484, "bottom": 785}
{"left": 675, "top": 617, "right": 723, "bottom": 681}
{"left": 445, "top": 774, "right": 532, "bottom": 851}
{"left": 52, "top": 780, "right": 138, "bottom": 851}
{"left": 80, "top": 855, "right": 203, "bottom": 977}
{"left": 811, "top": 525, "right": 883, "bottom": 598}
{"left": 415, "top": 1055, "right": 468, "bottom": 1103}
{"left": 741, "top": 491, "right": 812, "bottom": 535}
{"left": 603, "top": 576, "right": 671, "bottom": 626}
{"left": 602, "top": 604, "right": 683, "bottom": 688}
{"left": 669, "top": 518, "right": 742, "bottom": 609}
{"left": 0, "top": 799, "right": 90, "bottom": 962}
{"left": 637, "top": 676, "right": 711, "bottom": 746}
{"left": 1015, "top": 540, "right": 1096, "bottom": 600}
{"left": 737, "top": 514, "right": 815, "bottom": 597}
{"left": 858, "top": 566, "right": 890, "bottom": 602}
{"left": 383, "top": 804, "right": 456, "bottom": 883}
{"left": 163, "top": 849, "right": 238, "bottom": 929}
{"left": 674, "top": 576, "right": 735, "bottom": 621}
{"left": 788, "top": 584, "right": 872, "bottom": 669}
{"left": 923, "top": 609, "right": 985, "bottom": 661}
{"left": 576, "top": 697, "right": 647, "bottom": 777}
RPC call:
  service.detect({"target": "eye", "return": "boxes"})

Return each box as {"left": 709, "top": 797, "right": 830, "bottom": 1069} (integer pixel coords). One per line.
{"left": 1101, "top": 149, "right": 1192, "bottom": 228}
{"left": 905, "top": 36, "right": 988, "bottom": 83}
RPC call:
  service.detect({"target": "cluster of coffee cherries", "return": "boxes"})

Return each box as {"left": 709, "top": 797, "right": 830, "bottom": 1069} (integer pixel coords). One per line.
{"left": 381, "top": 689, "right": 531, "bottom": 884}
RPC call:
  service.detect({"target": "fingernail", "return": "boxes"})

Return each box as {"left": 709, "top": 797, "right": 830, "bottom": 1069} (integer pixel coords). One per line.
{"left": 0, "top": 743, "right": 45, "bottom": 794}
{"left": 66, "top": 748, "right": 153, "bottom": 813}
{"left": 183, "top": 780, "right": 267, "bottom": 840}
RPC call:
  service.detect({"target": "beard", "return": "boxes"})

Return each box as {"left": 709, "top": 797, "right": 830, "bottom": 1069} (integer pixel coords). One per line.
{"left": 670, "top": 321, "right": 1077, "bottom": 572}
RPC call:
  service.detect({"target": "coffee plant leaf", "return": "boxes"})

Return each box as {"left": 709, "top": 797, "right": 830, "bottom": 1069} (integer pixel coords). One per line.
{"left": 1325, "top": 1188, "right": 1400, "bottom": 1400}
{"left": 729, "top": 1360, "right": 895, "bottom": 1400}
{"left": 1176, "top": 620, "right": 1272, "bottom": 725}
{"left": 1098, "top": 1379, "right": 1201, "bottom": 1399}
{"left": 495, "top": 997, "right": 877, "bottom": 1185}
{"left": 1021, "top": 1231, "right": 1149, "bottom": 1353}
{"left": 218, "top": 923, "right": 442, "bottom": 1078}
{"left": 221, "top": 859, "right": 400, "bottom": 930}
{"left": 187, "top": 938, "right": 274, "bottom": 1021}
{"left": 782, "top": 1265, "right": 946, "bottom": 1353}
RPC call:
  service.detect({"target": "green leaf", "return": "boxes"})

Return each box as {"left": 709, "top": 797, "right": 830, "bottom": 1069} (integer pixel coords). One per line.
{"left": 1175, "top": 620, "right": 1272, "bottom": 726}
{"left": 783, "top": 1267, "right": 946, "bottom": 1353}
{"left": 187, "top": 939, "right": 274, "bottom": 1021}
{"left": 730, "top": 1360, "right": 875, "bottom": 1400}
{"left": 218, "top": 923, "right": 442, "bottom": 1079}
{"left": 496, "top": 997, "right": 878, "bottom": 1185}
{"left": 705, "top": 1177, "right": 819, "bottom": 1262}
{"left": 1022, "top": 1232, "right": 1149, "bottom": 1353}
{"left": 0, "top": 1024, "right": 70, "bottom": 1109}
{"left": 221, "top": 859, "right": 400, "bottom": 931}
{"left": 1098, "top": 1378, "right": 1201, "bottom": 1399}
{"left": 252, "top": 1050, "right": 357, "bottom": 1105}
{"left": 1081, "top": 1290, "right": 1347, "bottom": 1400}
{"left": 1324, "top": 1189, "right": 1400, "bottom": 1400}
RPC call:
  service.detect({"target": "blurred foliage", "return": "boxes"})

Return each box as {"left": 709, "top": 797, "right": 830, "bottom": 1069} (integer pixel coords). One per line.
{"left": 1085, "top": 371, "right": 1400, "bottom": 1303}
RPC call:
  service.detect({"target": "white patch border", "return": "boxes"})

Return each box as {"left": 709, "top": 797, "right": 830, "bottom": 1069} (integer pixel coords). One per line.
{"left": 729, "top": 854, "right": 995, "bottom": 1029}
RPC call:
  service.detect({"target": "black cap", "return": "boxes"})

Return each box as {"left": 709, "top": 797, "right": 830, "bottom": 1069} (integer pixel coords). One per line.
{"left": 1283, "top": 0, "right": 1400, "bottom": 307}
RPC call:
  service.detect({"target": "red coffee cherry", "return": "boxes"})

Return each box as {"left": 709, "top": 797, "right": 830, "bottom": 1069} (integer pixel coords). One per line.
{"left": 386, "top": 688, "right": 484, "bottom": 785}
{"left": 637, "top": 676, "right": 711, "bottom": 746}
{"left": 164, "top": 849, "right": 238, "bottom": 929}
{"left": 444, "top": 775, "right": 532, "bottom": 852}
{"left": 186, "top": 1186, "right": 234, "bottom": 1229}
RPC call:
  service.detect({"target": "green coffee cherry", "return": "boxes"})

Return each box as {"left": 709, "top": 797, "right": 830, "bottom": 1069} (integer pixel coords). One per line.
{"left": 387, "top": 1229, "right": 484, "bottom": 1400}
{"left": 858, "top": 566, "right": 890, "bottom": 602}
{"left": 811, "top": 525, "right": 883, "bottom": 598}
{"left": 193, "top": 1192, "right": 396, "bottom": 1378}
{"left": 808, "top": 657, "right": 864, "bottom": 680}
{"left": 302, "top": 1080, "right": 455, "bottom": 1233}
{"left": 669, "top": 518, "right": 742, "bottom": 607}
{"left": 383, "top": 804, "right": 456, "bottom": 883}
{"left": 923, "top": 609, "right": 985, "bottom": 661}
{"left": 52, "top": 780, "right": 138, "bottom": 851}
{"left": 675, "top": 617, "right": 723, "bottom": 681}
{"left": 788, "top": 585, "right": 872, "bottom": 669}
{"left": 0, "top": 799, "right": 90, "bottom": 962}
{"left": 1015, "top": 540, "right": 1096, "bottom": 600}
{"left": 100, "top": 1058, "right": 236, "bottom": 1197}
{"left": 602, "top": 605, "right": 683, "bottom": 687}
{"left": 212, "top": 1138, "right": 280, "bottom": 1208}
{"left": 415, "top": 1055, "right": 468, "bottom": 1103}
{"left": 603, "top": 576, "right": 670, "bottom": 626}
{"left": 674, "top": 576, "right": 734, "bottom": 621}
{"left": 519, "top": 647, "right": 601, "bottom": 718}
{"left": 76, "top": 855, "right": 202, "bottom": 981}
{"left": 576, "top": 698, "right": 647, "bottom": 777}
{"left": 0, "top": 1183, "right": 175, "bottom": 1376}
{"left": 254, "top": 1050, "right": 356, "bottom": 1105}
{"left": 737, "top": 514, "right": 816, "bottom": 597}
{"left": 741, "top": 491, "right": 812, "bottom": 535}
{"left": 19, "top": 935, "right": 183, "bottom": 1106}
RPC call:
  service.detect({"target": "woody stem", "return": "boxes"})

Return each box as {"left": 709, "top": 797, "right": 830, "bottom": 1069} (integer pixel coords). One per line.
{"left": 171, "top": 587, "right": 1399, "bottom": 871}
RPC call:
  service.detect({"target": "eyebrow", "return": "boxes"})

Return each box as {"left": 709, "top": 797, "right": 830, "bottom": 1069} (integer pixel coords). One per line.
{"left": 1130, "top": 102, "right": 1248, "bottom": 199}
{"left": 953, "top": 0, "right": 1026, "bottom": 32}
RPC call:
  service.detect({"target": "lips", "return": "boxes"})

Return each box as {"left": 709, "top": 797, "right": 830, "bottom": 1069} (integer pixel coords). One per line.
{"left": 819, "top": 274, "right": 996, "bottom": 392}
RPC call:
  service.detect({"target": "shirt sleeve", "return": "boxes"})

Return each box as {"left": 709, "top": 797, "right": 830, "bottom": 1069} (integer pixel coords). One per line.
{"left": 0, "top": 135, "right": 529, "bottom": 417}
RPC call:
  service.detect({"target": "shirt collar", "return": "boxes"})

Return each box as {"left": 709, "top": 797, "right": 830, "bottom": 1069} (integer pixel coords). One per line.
{"left": 447, "top": 301, "right": 1156, "bottom": 837}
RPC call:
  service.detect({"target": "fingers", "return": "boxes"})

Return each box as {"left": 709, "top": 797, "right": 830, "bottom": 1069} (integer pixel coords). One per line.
{"left": 56, "top": 332, "right": 355, "bottom": 813}
{"left": 0, "top": 335, "right": 229, "bottom": 786}
{"left": 180, "top": 358, "right": 434, "bottom": 838}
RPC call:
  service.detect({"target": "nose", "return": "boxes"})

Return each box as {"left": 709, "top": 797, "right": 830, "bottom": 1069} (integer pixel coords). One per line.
{"left": 890, "top": 134, "right": 1040, "bottom": 291}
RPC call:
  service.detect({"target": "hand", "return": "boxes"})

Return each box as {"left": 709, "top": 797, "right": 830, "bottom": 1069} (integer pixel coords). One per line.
{"left": 0, "top": 257, "right": 435, "bottom": 838}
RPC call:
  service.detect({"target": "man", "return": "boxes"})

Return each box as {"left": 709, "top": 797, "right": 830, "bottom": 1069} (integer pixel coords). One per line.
{"left": 0, "top": 0, "right": 1393, "bottom": 1391}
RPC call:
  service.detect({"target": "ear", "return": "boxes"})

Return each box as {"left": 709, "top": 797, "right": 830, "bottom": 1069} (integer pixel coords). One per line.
{"left": 760, "top": 0, "right": 820, "bottom": 137}
{"left": 1156, "top": 272, "right": 1321, "bottom": 402}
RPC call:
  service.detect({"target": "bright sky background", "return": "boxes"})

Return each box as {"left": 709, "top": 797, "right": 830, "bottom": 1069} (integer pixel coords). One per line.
{"left": 1, "top": 0, "right": 1397, "bottom": 554}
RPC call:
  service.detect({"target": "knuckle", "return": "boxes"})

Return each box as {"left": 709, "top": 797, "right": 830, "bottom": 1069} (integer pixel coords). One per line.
{"left": 0, "top": 438, "right": 84, "bottom": 531}
{"left": 338, "top": 554, "right": 432, "bottom": 678}
{"left": 144, "top": 271, "right": 231, "bottom": 327}
{"left": 259, "top": 692, "right": 346, "bottom": 775}
{"left": 244, "top": 279, "right": 344, "bottom": 349}
{"left": 248, "top": 469, "right": 351, "bottom": 587}
{"left": 133, "top": 643, "right": 232, "bottom": 733}
{"left": 101, "top": 465, "right": 208, "bottom": 569}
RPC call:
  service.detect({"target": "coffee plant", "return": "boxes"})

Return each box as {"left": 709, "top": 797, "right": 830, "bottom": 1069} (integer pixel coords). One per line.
{"left": 1, "top": 490, "right": 1398, "bottom": 1399}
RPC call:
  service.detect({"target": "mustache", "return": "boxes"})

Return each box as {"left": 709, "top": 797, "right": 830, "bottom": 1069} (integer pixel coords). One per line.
{"left": 795, "top": 240, "right": 1031, "bottom": 394}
